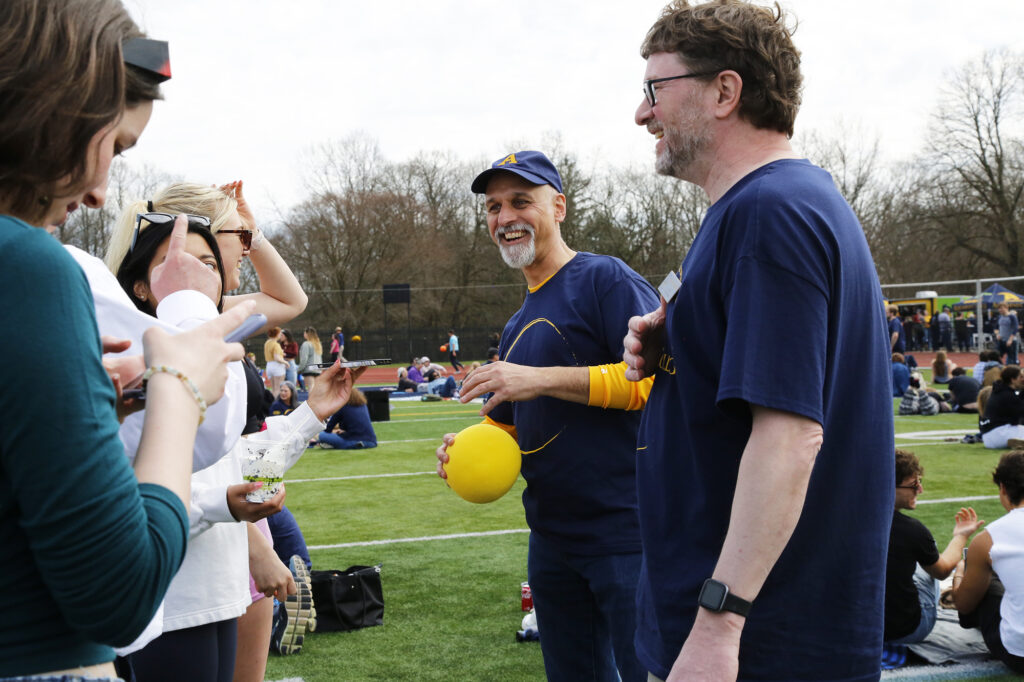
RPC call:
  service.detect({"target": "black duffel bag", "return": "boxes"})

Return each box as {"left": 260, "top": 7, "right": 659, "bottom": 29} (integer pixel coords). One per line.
{"left": 310, "top": 564, "right": 384, "bottom": 632}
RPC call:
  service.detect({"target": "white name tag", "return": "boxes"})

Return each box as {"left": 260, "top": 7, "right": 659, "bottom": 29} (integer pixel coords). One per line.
{"left": 658, "top": 271, "right": 682, "bottom": 303}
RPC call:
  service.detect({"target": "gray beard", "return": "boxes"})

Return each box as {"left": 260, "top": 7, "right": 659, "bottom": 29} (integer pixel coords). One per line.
{"left": 655, "top": 99, "right": 711, "bottom": 179}
{"left": 656, "top": 128, "right": 710, "bottom": 178}
{"left": 497, "top": 224, "right": 536, "bottom": 269}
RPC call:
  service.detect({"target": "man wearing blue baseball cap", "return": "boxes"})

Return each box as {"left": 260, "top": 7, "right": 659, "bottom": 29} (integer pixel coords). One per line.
{"left": 436, "top": 150, "right": 658, "bottom": 681}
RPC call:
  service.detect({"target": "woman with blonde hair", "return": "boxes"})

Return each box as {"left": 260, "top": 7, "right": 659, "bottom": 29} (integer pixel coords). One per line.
{"left": 106, "top": 181, "right": 318, "bottom": 682}
{"left": 109, "top": 209, "right": 362, "bottom": 682}
{"left": 298, "top": 327, "right": 323, "bottom": 392}
{"left": 263, "top": 326, "right": 287, "bottom": 394}
{"left": 106, "top": 180, "right": 307, "bottom": 333}
{"left": 932, "top": 350, "right": 957, "bottom": 385}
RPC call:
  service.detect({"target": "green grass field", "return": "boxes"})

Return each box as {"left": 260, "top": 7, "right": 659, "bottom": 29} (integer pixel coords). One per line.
{"left": 264, "top": 393, "right": 1016, "bottom": 681}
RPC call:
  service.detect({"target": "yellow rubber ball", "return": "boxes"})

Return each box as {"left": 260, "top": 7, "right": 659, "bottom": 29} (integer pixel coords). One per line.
{"left": 351, "top": 335, "right": 362, "bottom": 342}
{"left": 443, "top": 423, "right": 521, "bottom": 503}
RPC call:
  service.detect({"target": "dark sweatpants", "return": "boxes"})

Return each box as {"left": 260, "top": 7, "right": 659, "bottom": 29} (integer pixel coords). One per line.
{"left": 960, "top": 577, "right": 1024, "bottom": 674}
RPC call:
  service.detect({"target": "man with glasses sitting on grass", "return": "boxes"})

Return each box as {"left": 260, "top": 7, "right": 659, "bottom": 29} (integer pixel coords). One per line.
{"left": 885, "top": 449, "right": 985, "bottom": 648}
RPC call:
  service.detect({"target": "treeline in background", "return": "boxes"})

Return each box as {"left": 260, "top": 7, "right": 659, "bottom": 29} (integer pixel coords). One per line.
{"left": 59, "top": 50, "right": 1024, "bottom": 359}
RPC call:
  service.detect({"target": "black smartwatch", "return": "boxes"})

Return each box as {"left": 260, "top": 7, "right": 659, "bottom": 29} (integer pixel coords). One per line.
{"left": 697, "top": 578, "right": 752, "bottom": 617}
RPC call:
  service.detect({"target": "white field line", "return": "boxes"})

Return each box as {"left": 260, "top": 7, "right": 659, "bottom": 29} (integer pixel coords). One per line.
{"left": 917, "top": 494, "right": 999, "bottom": 505}
{"left": 308, "top": 528, "right": 530, "bottom": 550}
{"left": 384, "top": 416, "right": 481, "bottom": 424}
{"left": 287, "top": 471, "right": 436, "bottom": 484}
{"left": 880, "top": 660, "right": 1010, "bottom": 679}
{"left": 891, "top": 442, "right": 964, "bottom": 447}
{"left": 376, "top": 437, "right": 445, "bottom": 444}
{"left": 895, "top": 428, "right": 973, "bottom": 441}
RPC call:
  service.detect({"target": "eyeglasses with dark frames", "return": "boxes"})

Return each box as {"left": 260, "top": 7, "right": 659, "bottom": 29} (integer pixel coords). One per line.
{"left": 130, "top": 212, "right": 213, "bottom": 254}
{"left": 896, "top": 478, "right": 923, "bottom": 491}
{"left": 643, "top": 71, "right": 720, "bottom": 108}
{"left": 216, "top": 229, "right": 254, "bottom": 250}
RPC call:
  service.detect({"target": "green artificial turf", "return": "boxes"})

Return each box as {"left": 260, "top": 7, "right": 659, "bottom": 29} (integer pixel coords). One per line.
{"left": 266, "top": 398, "right": 543, "bottom": 682}
{"left": 264, "top": 397, "right": 1015, "bottom": 681}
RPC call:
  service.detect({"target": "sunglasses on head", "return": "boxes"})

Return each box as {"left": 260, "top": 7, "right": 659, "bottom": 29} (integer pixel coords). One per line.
{"left": 130, "top": 212, "right": 212, "bottom": 254}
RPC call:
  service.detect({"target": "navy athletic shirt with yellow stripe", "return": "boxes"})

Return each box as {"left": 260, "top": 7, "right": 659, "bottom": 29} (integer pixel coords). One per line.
{"left": 487, "top": 252, "right": 659, "bottom": 555}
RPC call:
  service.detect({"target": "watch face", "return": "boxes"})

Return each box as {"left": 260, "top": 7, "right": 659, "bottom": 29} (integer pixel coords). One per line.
{"left": 700, "top": 579, "right": 728, "bottom": 610}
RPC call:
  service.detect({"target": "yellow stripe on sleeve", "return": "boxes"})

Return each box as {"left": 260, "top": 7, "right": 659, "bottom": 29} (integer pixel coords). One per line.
{"left": 587, "top": 362, "right": 654, "bottom": 410}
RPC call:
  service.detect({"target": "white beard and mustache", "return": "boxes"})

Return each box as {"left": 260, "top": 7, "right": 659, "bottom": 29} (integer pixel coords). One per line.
{"left": 495, "top": 222, "right": 536, "bottom": 269}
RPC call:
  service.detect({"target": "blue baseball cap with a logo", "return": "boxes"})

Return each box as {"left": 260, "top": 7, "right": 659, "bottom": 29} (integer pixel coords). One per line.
{"left": 471, "top": 150, "right": 564, "bottom": 194}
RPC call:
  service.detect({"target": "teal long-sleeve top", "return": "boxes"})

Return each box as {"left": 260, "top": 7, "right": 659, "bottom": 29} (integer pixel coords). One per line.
{"left": 0, "top": 216, "right": 188, "bottom": 676}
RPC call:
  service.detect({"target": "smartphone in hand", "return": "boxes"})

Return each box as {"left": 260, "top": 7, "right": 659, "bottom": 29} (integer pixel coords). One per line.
{"left": 316, "top": 358, "right": 390, "bottom": 369}
{"left": 125, "top": 313, "right": 268, "bottom": 402}
{"left": 225, "top": 313, "right": 267, "bottom": 343}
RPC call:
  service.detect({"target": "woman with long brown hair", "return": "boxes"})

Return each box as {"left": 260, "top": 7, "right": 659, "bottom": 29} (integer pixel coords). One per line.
{"left": 932, "top": 350, "right": 957, "bottom": 385}
{"left": 298, "top": 327, "right": 324, "bottom": 392}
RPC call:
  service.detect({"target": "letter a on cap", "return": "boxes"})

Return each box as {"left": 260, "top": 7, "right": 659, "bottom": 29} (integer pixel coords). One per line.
{"left": 498, "top": 154, "right": 518, "bottom": 166}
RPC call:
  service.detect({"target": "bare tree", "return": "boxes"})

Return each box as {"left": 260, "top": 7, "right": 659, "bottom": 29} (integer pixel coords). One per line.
{"left": 57, "top": 160, "right": 178, "bottom": 258}
{"left": 919, "top": 49, "right": 1024, "bottom": 276}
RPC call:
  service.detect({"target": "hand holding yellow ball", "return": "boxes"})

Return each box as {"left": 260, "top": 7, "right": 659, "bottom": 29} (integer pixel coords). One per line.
{"left": 438, "top": 423, "right": 521, "bottom": 503}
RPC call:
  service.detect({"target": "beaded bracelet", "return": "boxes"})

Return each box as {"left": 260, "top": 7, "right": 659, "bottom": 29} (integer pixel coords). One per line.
{"left": 142, "top": 365, "right": 207, "bottom": 425}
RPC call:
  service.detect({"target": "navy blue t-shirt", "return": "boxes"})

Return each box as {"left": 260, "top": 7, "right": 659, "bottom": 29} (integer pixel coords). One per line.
{"left": 325, "top": 404, "right": 377, "bottom": 445}
{"left": 635, "top": 160, "right": 894, "bottom": 680}
{"left": 889, "top": 317, "right": 905, "bottom": 353}
{"left": 489, "top": 252, "right": 659, "bottom": 555}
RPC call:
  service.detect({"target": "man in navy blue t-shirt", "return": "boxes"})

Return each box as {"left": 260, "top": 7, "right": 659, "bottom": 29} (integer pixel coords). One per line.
{"left": 625, "top": 3, "right": 894, "bottom": 681}
{"left": 888, "top": 305, "right": 906, "bottom": 353}
{"left": 436, "top": 151, "right": 658, "bottom": 681}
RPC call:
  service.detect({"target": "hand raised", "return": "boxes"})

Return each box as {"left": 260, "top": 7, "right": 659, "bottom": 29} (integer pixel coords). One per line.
{"left": 219, "top": 180, "right": 256, "bottom": 230}
{"left": 149, "top": 214, "right": 221, "bottom": 304}
{"left": 305, "top": 362, "right": 367, "bottom": 421}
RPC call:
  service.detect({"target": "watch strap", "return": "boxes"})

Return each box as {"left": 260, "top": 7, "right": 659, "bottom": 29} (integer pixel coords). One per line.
{"left": 698, "top": 578, "right": 752, "bottom": 617}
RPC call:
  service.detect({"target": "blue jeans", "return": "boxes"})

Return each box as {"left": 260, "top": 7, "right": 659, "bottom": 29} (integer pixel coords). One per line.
{"left": 318, "top": 432, "right": 376, "bottom": 449}
{"left": 420, "top": 376, "right": 457, "bottom": 397}
{"left": 528, "top": 531, "right": 645, "bottom": 682}
{"left": 266, "top": 505, "right": 312, "bottom": 570}
{"left": 888, "top": 564, "right": 939, "bottom": 645}
{"left": 1000, "top": 339, "right": 1019, "bottom": 365}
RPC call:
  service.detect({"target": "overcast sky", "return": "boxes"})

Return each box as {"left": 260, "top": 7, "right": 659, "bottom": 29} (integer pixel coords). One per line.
{"left": 120, "top": 0, "right": 1024, "bottom": 220}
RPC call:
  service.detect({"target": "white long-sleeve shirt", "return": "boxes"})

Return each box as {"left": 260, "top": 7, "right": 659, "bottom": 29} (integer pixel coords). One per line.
{"left": 65, "top": 245, "right": 247, "bottom": 472}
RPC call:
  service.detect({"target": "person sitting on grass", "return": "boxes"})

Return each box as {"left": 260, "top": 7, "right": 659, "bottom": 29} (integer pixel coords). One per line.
{"left": 270, "top": 381, "right": 298, "bottom": 415}
{"left": 979, "top": 366, "right": 1024, "bottom": 449}
{"left": 885, "top": 450, "right": 985, "bottom": 647}
{"left": 984, "top": 351, "right": 1006, "bottom": 388}
{"left": 893, "top": 352, "right": 911, "bottom": 397}
{"left": 932, "top": 350, "right": 957, "bottom": 385}
{"left": 420, "top": 356, "right": 447, "bottom": 381}
{"left": 899, "top": 374, "right": 948, "bottom": 415}
{"left": 949, "top": 367, "right": 981, "bottom": 413}
{"left": 974, "top": 349, "right": 1001, "bottom": 381}
{"left": 953, "top": 450, "right": 1024, "bottom": 674}
{"left": 317, "top": 389, "right": 378, "bottom": 449}
{"left": 397, "top": 356, "right": 425, "bottom": 392}
{"left": 422, "top": 373, "right": 458, "bottom": 398}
